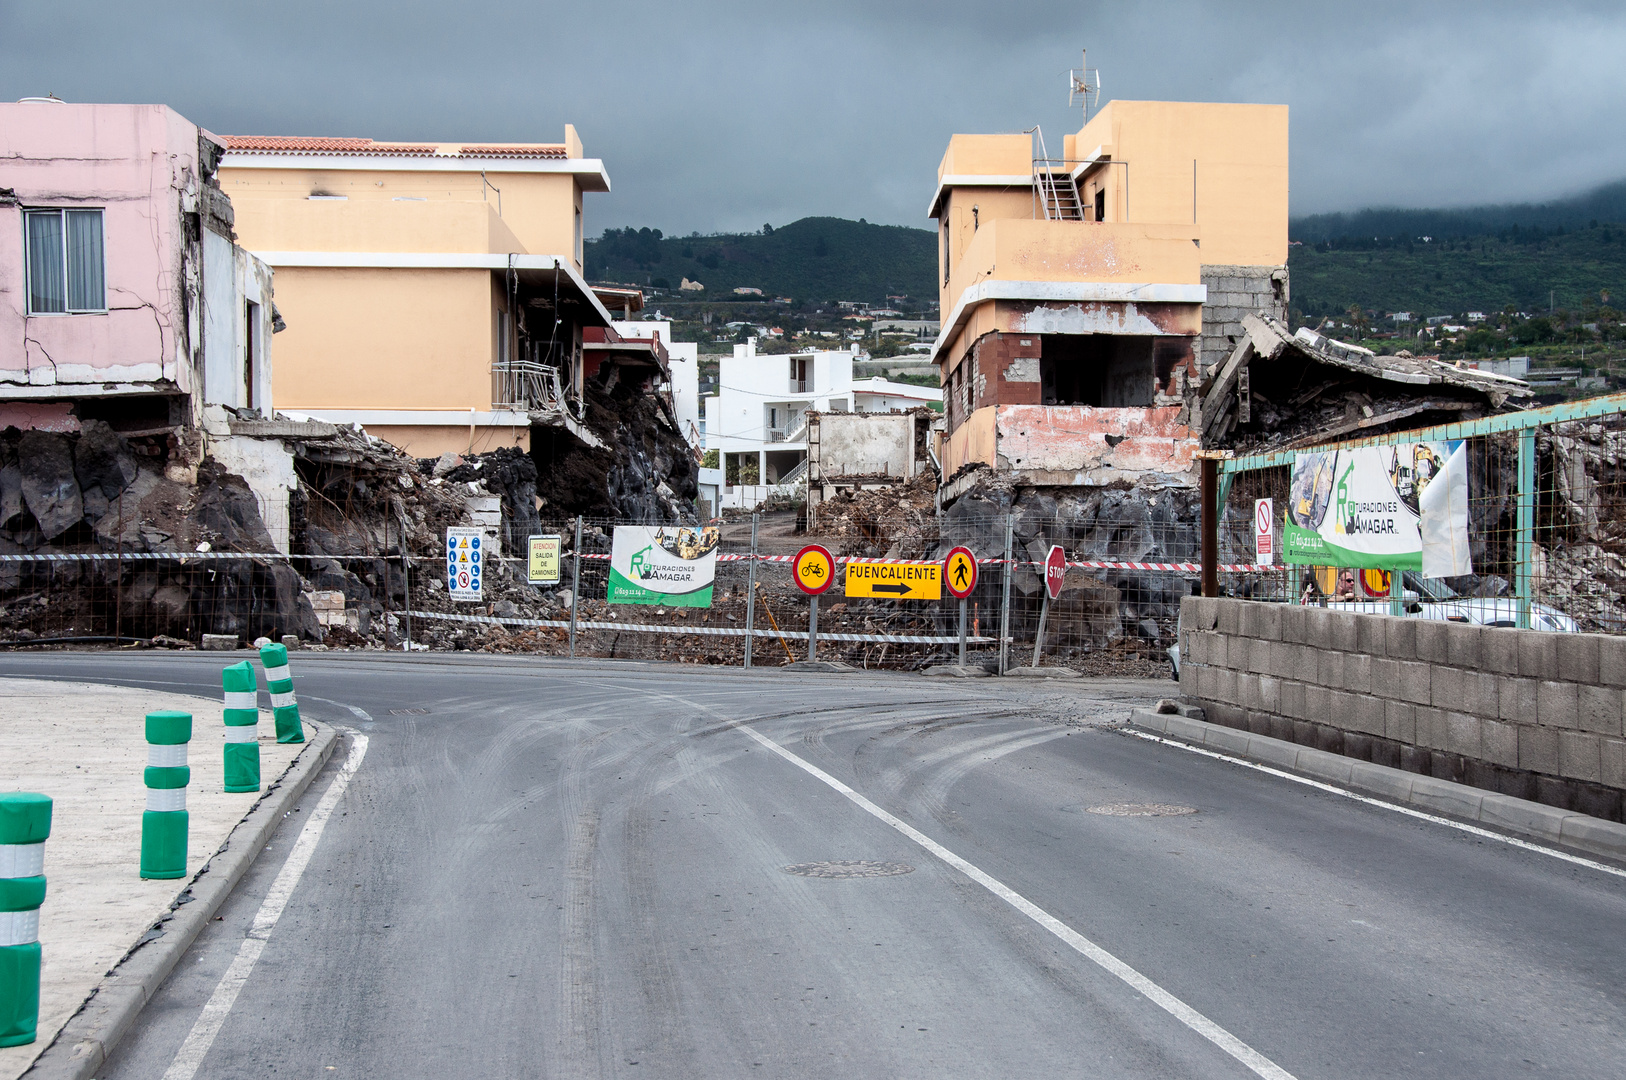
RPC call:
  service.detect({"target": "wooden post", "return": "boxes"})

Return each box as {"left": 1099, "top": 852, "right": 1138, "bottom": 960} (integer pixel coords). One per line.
{"left": 1201, "top": 456, "right": 1219, "bottom": 598}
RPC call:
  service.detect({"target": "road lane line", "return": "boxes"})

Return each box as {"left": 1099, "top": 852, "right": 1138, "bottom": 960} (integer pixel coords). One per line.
{"left": 1124, "top": 729, "right": 1626, "bottom": 880}
{"left": 735, "top": 723, "right": 1298, "bottom": 1080}
{"left": 159, "top": 731, "right": 370, "bottom": 1080}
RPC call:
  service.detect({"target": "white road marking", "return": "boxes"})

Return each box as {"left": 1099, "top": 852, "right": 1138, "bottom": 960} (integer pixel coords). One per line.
{"left": 1123, "top": 729, "right": 1626, "bottom": 880}
{"left": 160, "top": 731, "right": 370, "bottom": 1080}
{"left": 735, "top": 723, "right": 1298, "bottom": 1080}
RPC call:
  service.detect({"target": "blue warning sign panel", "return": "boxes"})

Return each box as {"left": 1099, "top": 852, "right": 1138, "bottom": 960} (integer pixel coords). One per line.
{"left": 447, "top": 527, "right": 484, "bottom": 600}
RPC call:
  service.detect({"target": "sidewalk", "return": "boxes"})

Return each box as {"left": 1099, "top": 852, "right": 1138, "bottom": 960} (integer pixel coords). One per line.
{"left": 0, "top": 678, "right": 306, "bottom": 1080}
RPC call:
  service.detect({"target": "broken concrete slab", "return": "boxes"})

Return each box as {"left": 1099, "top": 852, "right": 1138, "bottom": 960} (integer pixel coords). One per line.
{"left": 1004, "top": 666, "right": 1080, "bottom": 678}
{"left": 923, "top": 664, "right": 991, "bottom": 678}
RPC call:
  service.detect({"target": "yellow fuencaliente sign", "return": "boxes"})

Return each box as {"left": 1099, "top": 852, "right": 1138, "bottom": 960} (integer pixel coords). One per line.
{"left": 843, "top": 561, "right": 941, "bottom": 600}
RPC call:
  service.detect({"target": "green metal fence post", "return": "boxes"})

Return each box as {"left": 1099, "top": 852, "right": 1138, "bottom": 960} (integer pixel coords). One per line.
{"left": 0, "top": 792, "right": 51, "bottom": 1047}
{"left": 140, "top": 711, "right": 191, "bottom": 880}
{"left": 1516, "top": 428, "right": 1536, "bottom": 629}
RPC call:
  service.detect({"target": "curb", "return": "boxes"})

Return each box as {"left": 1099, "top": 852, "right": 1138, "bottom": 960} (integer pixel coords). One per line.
{"left": 22, "top": 720, "right": 340, "bottom": 1080}
{"left": 1128, "top": 710, "right": 1626, "bottom": 866}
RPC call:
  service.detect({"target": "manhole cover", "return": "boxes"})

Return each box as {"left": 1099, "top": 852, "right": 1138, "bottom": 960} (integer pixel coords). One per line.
{"left": 782, "top": 861, "right": 916, "bottom": 879}
{"left": 389, "top": 708, "right": 430, "bottom": 715}
{"left": 1085, "top": 803, "right": 1198, "bottom": 817}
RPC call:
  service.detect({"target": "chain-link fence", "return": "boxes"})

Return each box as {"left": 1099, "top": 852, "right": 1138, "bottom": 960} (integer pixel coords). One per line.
{"left": 0, "top": 496, "right": 1286, "bottom": 675}
{"left": 1215, "top": 392, "right": 1626, "bottom": 633}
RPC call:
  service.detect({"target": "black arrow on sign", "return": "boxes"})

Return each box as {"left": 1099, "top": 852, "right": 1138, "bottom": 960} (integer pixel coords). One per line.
{"left": 871, "top": 582, "right": 912, "bottom": 595}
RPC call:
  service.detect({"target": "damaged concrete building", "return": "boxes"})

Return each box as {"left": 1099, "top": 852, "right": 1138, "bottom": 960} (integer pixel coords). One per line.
{"left": 920, "top": 95, "right": 1536, "bottom": 660}
{"left": 218, "top": 130, "right": 698, "bottom": 521}
{"left": 929, "top": 100, "right": 1289, "bottom": 500}
{"left": 0, "top": 100, "right": 307, "bottom": 548}
{"left": 805, "top": 408, "right": 940, "bottom": 529}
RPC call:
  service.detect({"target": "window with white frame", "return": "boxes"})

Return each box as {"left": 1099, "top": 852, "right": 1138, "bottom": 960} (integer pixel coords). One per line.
{"left": 25, "top": 208, "right": 105, "bottom": 314}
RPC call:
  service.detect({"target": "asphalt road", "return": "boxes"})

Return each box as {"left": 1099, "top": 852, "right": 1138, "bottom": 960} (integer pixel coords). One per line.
{"left": 4, "top": 652, "right": 1624, "bottom": 1079}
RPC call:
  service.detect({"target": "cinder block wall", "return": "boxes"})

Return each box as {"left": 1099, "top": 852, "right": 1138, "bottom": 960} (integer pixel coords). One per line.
{"left": 1199, "top": 264, "right": 1286, "bottom": 370}
{"left": 1178, "top": 596, "right": 1626, "bottom": 822}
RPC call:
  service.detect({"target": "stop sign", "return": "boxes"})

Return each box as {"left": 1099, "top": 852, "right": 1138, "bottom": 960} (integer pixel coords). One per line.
{"left": 1044, "top": 545, "right": 1067, "bottom": 601}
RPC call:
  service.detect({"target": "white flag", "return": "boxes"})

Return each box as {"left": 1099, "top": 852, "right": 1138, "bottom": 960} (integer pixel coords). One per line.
{"left": 1420, "top": 442, "right": 1472, "bottom": 578}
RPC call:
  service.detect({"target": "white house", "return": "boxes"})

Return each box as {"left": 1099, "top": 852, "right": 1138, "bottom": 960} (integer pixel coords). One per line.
{"left": 703, "top": 338, "right": 942, "bottom": 509}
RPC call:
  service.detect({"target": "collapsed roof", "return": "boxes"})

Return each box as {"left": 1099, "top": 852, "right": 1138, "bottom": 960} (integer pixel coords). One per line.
{"left": 1196, "top": 313, "right": 1531, "bottom": 451}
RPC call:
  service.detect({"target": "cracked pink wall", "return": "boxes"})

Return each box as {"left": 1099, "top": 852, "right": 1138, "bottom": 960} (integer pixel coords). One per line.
{"left": 0, "top": 103, "right": 199, "bottom": 396}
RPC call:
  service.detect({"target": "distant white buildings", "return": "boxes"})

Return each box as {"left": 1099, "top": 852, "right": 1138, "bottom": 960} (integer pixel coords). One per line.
{"left": 703, "top": 338, "right": 942, "bottom": 509}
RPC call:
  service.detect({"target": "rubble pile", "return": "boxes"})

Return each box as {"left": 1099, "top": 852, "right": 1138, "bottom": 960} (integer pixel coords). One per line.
{"left": 1200, "top": 313, "right": 1529, "bottom": 452}
{"left": 1533, "top": 422, "right": 1626, "bottom": 631}
{"left": 531, "top": 378, "right": 699, "bottom": 522}
{"left": 0, "top": 422, "right": 324, "bottom": 642}
{"left": 809, "top": 473, "right": 939, "bottom": 558}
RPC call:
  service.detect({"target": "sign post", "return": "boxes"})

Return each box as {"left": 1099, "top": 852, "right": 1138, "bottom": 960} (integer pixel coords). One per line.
{"left": 943, "top": 546, "right": 978, "bottom": 667}
{"left": 1033, "top": 545, "right": 1066, "bottom": 667}
{"left": 792, "top": 544, "right": 835, "bottom": 661}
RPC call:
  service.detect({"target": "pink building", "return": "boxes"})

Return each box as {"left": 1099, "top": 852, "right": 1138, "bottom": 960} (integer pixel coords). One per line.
{"left": 0, "top": 99, "right": 274, "bottom": 434}
{"left": 0, "top": 100, "right": 304, "bottom": 551}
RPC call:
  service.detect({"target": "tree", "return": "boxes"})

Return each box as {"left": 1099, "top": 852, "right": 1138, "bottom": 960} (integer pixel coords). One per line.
{"left": 1345, "top": 303, "right": 1370, "bottom": 338}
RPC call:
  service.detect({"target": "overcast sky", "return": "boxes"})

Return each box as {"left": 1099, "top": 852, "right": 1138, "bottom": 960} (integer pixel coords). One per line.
{"left": 5, "top": 1, "right": 1625, "bottom": 236}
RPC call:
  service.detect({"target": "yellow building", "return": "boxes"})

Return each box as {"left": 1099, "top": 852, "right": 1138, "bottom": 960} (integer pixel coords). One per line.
{"left": 219, "top": 129, "right": 618, "bottom": 455}
{"left": 928, "top": 100, "right": 1288, "bottom": 492}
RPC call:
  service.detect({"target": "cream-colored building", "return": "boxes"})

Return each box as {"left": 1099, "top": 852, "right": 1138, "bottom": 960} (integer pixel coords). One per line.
{"left": 929, "top": 100, "right": 1288, "bottom": 494}
{"left": 219, "top": 129, "right": 618, "bottom": 456}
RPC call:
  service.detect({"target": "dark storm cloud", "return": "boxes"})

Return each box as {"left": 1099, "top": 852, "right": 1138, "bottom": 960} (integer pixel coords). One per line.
{"left": 4, "top": 1, "right": 1624, "bottom": 234}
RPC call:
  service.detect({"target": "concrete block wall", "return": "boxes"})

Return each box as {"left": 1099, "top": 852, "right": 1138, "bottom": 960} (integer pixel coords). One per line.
{"left": 1199, "top": 264, "right": 1287, "bottom": 371}
{"left": 1178, "top": 596, "right": 1626, "bottom": 822}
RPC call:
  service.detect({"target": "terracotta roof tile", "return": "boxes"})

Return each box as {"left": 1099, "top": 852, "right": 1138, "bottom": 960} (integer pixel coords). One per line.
{"left": 221, "top": 136, "right": 437, "bottom": 155}
{"left": 222, "top": 136, "right": 571, "bottom": 159}
{"left": 457, "top": 144, "right": 568, "bottom": 158}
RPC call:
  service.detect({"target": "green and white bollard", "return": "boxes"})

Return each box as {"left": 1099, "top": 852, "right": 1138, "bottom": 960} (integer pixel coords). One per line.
{"left": 140, "top": 711, "right": 191, "bottom": 880}
{"left": 1, "top": 792, "right": 51, "bottom": 1047}
{"left": 259, "top": 643, "right": 305, "bottom": 745}
{"left": 222, "top": 661, "right": 261, "bottom": 793}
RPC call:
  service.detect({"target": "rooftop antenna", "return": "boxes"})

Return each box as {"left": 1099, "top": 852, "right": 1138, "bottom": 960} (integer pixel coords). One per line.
{"left": 1068, "top": 49, "right": 1102, "bottom": 125}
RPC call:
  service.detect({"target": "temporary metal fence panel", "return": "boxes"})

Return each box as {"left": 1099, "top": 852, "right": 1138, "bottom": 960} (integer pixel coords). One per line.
{"left": 0, "top": 500, "right": 1269, "bottom": 674}
{"left": 1211, "top": 391, "right": 1626, "bottom": 633}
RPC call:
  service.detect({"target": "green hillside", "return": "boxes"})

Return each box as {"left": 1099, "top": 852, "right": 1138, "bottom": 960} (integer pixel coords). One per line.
{"left": 1288, "top": 222, "right": 1626, "bottom": 318}
{"left": 585, "top": 217, "right": 937, "bottom": 308}
{"left": 587, "top": 182, "right": 1626, "bottom": 323}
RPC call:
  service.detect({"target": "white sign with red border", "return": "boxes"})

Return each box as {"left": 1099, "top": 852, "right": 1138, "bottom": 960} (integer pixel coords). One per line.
{"left": 1254, "top": 498, "right": 1275, "bottom": 565}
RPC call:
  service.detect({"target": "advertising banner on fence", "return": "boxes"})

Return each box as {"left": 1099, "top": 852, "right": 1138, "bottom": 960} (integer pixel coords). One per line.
{"left": 607, "top": 525, "right": 719, "bottom": 607}
{"left": 1284, "top": 442, "right": 1461, "bottom": 570}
